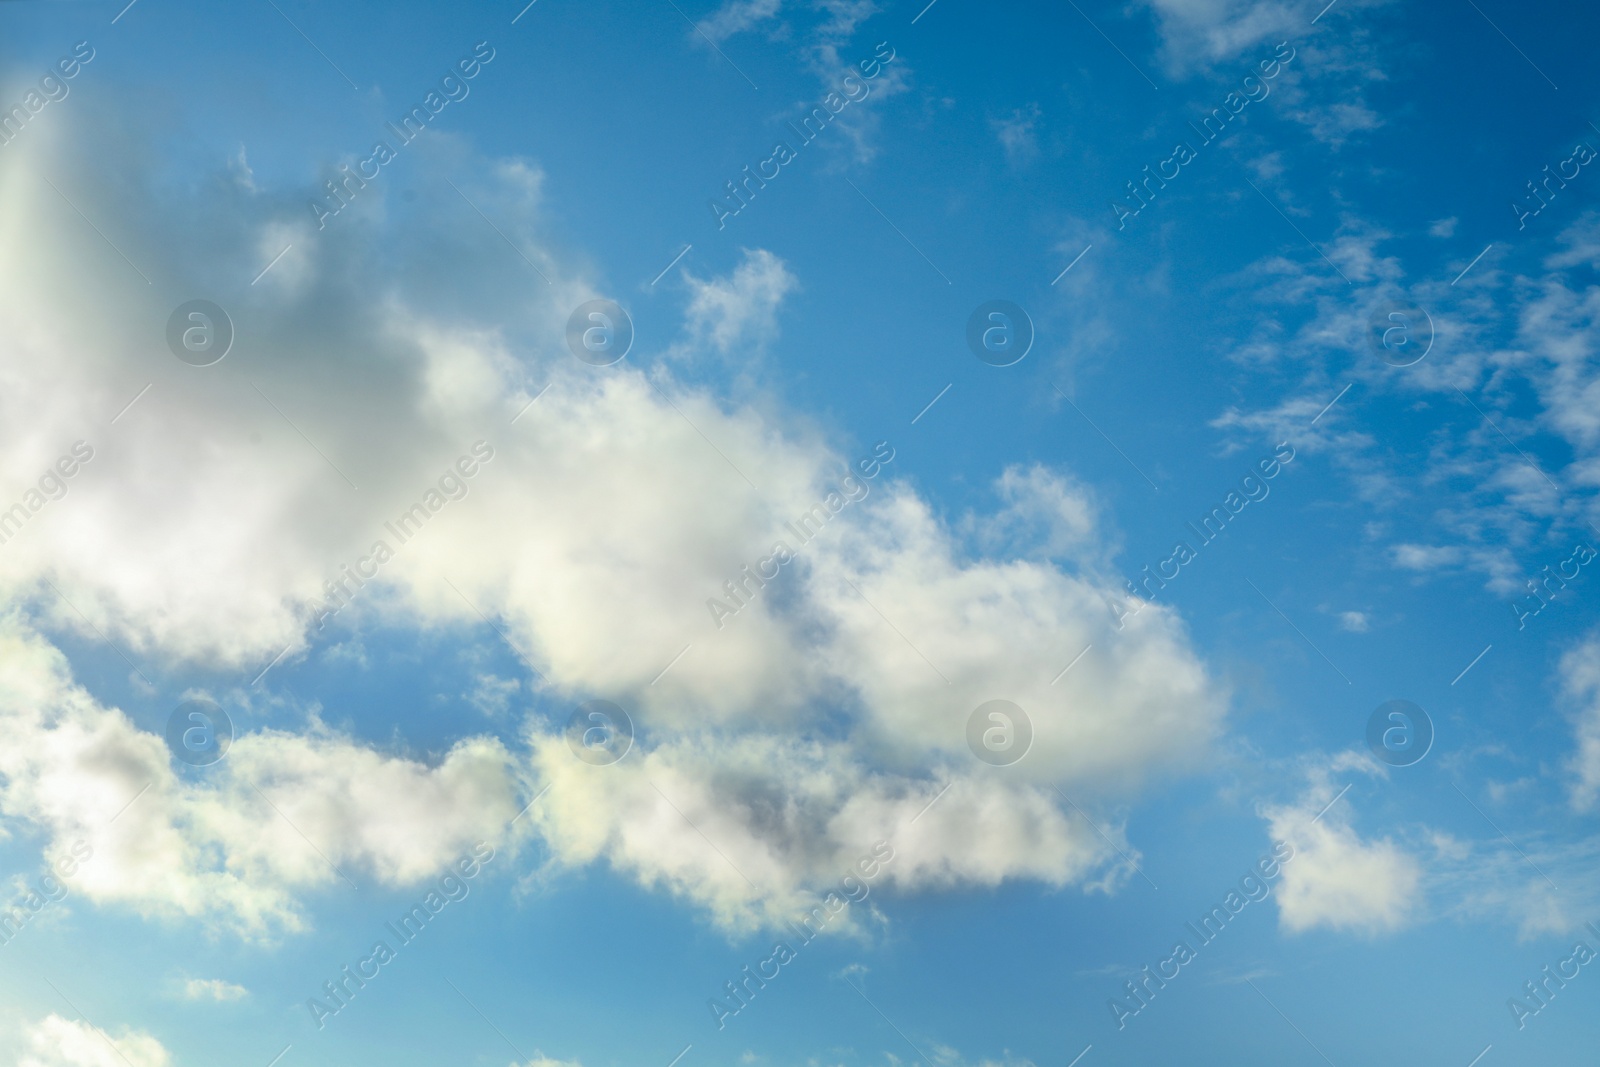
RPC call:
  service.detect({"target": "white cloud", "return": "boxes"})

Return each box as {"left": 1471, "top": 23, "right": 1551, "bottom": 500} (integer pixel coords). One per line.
{"left": 965, "top": 465, "right": 1107, "bottom": 566}
{"left": 1207, "top": 208, "right": 1600, "bottom": 605}
{"left": 693, "top": 1, "right": 909, "bottom": 167}
{"left": 990, "top": 105, "right": 1041, "bottom": 164}
{"left": 467, "top": 672, "right": 522, "bottom": 718}
{"left": 1337, "top": 610, "right": 1369, "bottom": 632}
{"left": 522, "top": 726, "right": 1140, "bottom": 934}
{"left": 1272, "top": 816, "right": 1419, "bottom": 934}
{"left": 926, "top": 1043, "right": 1038, "bottom": 1067}
{"left": 0, "top": 102, "right": 1228, "bottom": 938}
{"left": 1137, "top": 0, "right": 1303, "bottom": 68}
{"left": 696, "top": 0, "right": 785, "bottom": 44}
{"left": 1262, "top": 756, "right": 1421, "bottom": 935}
{"left": 1290, "top": 98, "right": 1381, "bottom": 146}
{"left": 513, "top": 1055, "right": 585, "bottom": 1067}
{"left": 1390, "top": 544, "right": 1464, "bottom": 570}
{"left": 1515, "top": 270, "right": 1600, "bottom": 453}
{"left": 0, "top": 617, "right": 517, "bottom": 938}
{"left": 1252, "top": 757, "right": 1600, "bottom": 942}
{"left": 181, "top": 977, "right": 248, "bottom": 1001}
{"left": 1432, "top": 823, "right": 1600, "bottom": 940}
{"left": 491, "top": 452, "right": 1204, "bottom": 934}
{"left": 1213, "top": 195, "right": 1600, "bottom": 921}
{"left": 678, "top": 248, "right": 799, "bottom": 358}
{"left": 1546, "top": 211, "right": 1600, "bottom": 270}
{"left": 1131, "top": 3, "right": 1390, "bottom": 157}
{"left": 1560, "top": 630, "right": 1600, "bottom": 810}
{"left": 18, "top": 1015, "right": 170, "bottom": 1067}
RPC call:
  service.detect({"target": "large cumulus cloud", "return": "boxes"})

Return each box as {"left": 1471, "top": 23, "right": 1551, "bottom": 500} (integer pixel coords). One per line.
{"left": 0, "top": 101, "right": 1227, "bottom": 937}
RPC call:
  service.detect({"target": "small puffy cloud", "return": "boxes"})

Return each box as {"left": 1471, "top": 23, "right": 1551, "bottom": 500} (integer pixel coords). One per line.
{"left": 467, "top": 672, "right": 521, "bottom": 718}
{"left": 1429, "top": 217, "right": 1458, "bottom": 238}
{"left": 1273, "top": 817, "right": 1420, "bottom": 934}
{"left": 1262, "top": 756, "right": 1422, "bottom": 935}
{"left": 1338, "top": 611, "right": 1369, "bottom": 632}
{"left": 679, "top": 248, "right": 799, "bottom": 357}
{"left": 966, "top": 464, "right": 1105, "bottom": 565}
{"left": 181, "top": 977, "right": 248, "bottom": 1001}
{"left": 696, "top": 0, "right": 783, "bottom": 44}
{"left": 19, "top": 1015, "right": 170, "bottom": 1067}
{"left": 513, "top": 1056, "right": 585, "bottom": 1067}
{"left": 1290, "top": 99, "right": 1382, "bottom": 148}
{"left": 1248, "top": 151, "right": 1285, "bottom": 182}
{"left": 1390, "top": 543, "right": 1463, "bottom": 570}
{"left": 1138, "top": 0, "right": 1303, "bottom": 68}
{"left": 990, "top": 105, "right": 1041, "bottom": 164}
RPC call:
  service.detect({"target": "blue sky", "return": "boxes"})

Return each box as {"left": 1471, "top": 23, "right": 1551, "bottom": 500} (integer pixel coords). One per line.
{"left": 1, "top": 0, "right": 1599, "bottom": 1064}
